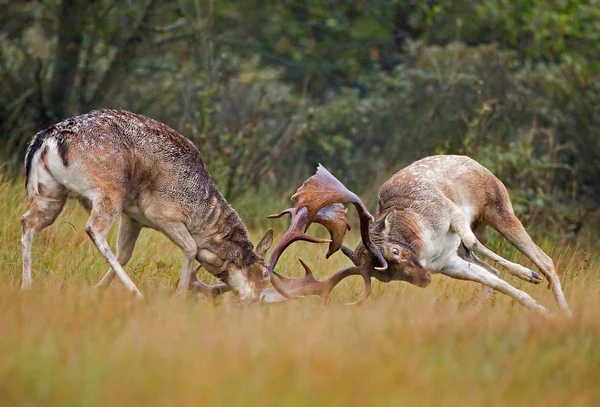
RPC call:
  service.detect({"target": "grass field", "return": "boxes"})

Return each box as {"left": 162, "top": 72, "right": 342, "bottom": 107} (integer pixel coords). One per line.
{"left": 1, "top": 172, "right": 599, "bottom": 407}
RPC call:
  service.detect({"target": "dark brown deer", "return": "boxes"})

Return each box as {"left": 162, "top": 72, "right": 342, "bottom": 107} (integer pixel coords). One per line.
{"left": 21, "top": 109, "right": 279, "bottom": 302}
{"left": 258, "top": 157, "right": 571, "bottom": 317}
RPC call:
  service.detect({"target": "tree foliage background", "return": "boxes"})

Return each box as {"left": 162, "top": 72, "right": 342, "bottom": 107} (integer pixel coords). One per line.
{"left": 1, "top": 0, "right": 598, "bottom": 234}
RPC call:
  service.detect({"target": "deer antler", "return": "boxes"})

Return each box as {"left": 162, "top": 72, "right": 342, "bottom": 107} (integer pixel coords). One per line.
{"left": 291, "top": 165, "right": 387, "bottom": 270}
{"left": 261, "top": 259, "right": 372, "bottom": 305}
{"left": 187, "top": 264, "right": 231, "bottom": 299}
{"left": 266, "top": 164, "right": 387, "bottom": 302}
{"left": 266, "top": 203, "right": 350, "bottom": 270}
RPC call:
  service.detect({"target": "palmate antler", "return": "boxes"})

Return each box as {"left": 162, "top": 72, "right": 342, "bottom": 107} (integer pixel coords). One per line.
{"left": 266, "top": 204, "right": 349, "bottom": 270}
{"left": 266, "top": 164, "right": 387, "bottom": 303}
{"left": 261, "top": 259, "right": 374, "bottom": 305}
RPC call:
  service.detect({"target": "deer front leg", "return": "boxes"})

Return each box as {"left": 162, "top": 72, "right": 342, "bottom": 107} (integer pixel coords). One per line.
{"left": 158, "top": 222, "right": 198, "bottom": 296}
{"left": 457, "top": 243, "right": 500, "bottom": 303}
{"left": 470, "top": 252, "right": 503, "bottom": 303}
{"left": 441, "top": 255, "right": 552, "bottom": 317}
{"left": 450, "top": 211, "right": 543, "bottom": 284}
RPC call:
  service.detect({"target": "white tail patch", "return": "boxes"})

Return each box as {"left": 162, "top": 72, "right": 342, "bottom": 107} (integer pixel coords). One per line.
{"left": 26, "top": 139, "right": 55, "bottom": 198}
{"left": 26, "top": 147, "right": 43, "bottom": 198}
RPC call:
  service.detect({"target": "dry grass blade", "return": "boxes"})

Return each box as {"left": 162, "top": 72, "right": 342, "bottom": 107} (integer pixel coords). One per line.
{"left": 0, "top": 172, "right": 599, "bottom": 406}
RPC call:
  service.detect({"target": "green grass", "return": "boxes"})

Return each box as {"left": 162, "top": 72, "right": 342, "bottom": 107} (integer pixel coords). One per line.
{"left": 1, "top": 172, "right": 599, "bottom": 407}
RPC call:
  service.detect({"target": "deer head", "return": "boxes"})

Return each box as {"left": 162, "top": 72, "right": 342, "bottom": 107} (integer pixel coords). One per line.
{"left": 353, "top": 210, "right": 432, "bottom": 288}
{"left": 188, "top": 230, "right": 274, "bottom": 302}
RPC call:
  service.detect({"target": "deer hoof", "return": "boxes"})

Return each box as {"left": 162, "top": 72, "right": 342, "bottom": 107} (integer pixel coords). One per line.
{"left": 529, "top": 270, "right": 543, "bottom": 284}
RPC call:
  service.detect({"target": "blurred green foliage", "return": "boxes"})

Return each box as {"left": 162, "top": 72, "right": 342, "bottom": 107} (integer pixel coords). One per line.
{"left": 0, "top": 0, "right": 598, "bottom": 233}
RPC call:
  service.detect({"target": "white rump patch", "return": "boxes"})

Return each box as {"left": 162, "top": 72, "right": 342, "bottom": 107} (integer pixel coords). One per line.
{"left": 44, "top": 139, "right": 97, "bottom": 201}
{"left": 27, "top": 138, "right": 96, "bottom": 203}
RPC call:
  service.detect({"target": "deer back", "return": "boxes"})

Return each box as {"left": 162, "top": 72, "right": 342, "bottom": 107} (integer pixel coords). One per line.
{"left": 25, "top": 109, "right": 258, "bottom": 266}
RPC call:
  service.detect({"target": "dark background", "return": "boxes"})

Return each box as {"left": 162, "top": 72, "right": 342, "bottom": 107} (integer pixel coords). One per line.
{"left": 1, "top": 0, "right": 598, "bottom": 235}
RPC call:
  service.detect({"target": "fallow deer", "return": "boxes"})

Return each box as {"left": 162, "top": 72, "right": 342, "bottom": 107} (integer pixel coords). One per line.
{"left": 256, "top": 157, "right": 571, "bottom": 317}
{"left": 21, "top": 109, "right": 279, "bottom": 302}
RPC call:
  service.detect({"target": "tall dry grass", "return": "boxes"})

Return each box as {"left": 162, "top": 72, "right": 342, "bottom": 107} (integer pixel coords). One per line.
{"left": 0, "top": 171, "right": 599, "bottom": 406}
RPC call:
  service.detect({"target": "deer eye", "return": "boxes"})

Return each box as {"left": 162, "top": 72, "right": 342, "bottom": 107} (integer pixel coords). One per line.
{"left": 392, "top": 248, "right": 400, "bottom": 256}
{"left": 262, "top": 269, "right": 270, "bottom": 279}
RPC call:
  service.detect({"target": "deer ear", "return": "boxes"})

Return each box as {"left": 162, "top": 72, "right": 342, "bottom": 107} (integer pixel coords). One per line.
{"left": 382, "top": 211, "right": 394, "bottom": 238}
{"left": 254, "top": 229, "right": 274, "bottom": 259}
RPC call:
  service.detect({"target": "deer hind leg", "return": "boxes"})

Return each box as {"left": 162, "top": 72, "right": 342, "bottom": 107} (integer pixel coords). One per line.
{"left": 85, "top": 196, "right": 143, "bottom": 298}
{"left": 95, "top": 215, "right": 142, "bottom": 291}
{"left": 441, "top": 255, "right": 552, "bottom": 317}
{"left": 486, "top": 211, "right": 571, "bottom": 316}
{"left": 21, "top": 193, "right": 66, "bottom": 289}
{"left": 470, "top": 252, "right": 501, "bottom": 303}
{"left": 450, "top": 210, "right": 543, "bottom": 285}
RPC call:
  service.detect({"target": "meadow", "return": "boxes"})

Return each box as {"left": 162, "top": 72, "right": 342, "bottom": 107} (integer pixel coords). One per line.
{"left": 1, "top": 171, "right": 599, "bottom": 407}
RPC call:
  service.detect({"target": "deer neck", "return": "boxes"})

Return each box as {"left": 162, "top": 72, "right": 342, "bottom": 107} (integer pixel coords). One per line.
{"left": 363, "top": 209, "right": 425, "bottom": 261}
{"left": 191, "top": 189, "right": 257, "bottom": 269}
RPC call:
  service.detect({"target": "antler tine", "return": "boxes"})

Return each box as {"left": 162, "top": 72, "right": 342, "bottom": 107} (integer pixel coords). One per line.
{"left": 298, "top": 259, "right": 372, "bottom": 305}
{"left": 187, "top": 264, "right": 231, "bottom": 300}
{"left": 291, "top": 164, "right": 388, "bottom": 271}
{"left": 265, "top": 207, "right": 331, "bottom": 300}
{"left": 266, "top": 207, "right": 331, "bottom": 271}
{"left": 261, "top": 259, "right": 372, "bottom": 305}
{"left": 267, "top": 204, "right": 350, "bottom": 265}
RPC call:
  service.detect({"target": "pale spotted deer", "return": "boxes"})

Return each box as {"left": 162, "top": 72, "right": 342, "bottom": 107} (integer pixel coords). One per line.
{"left": 21, "top": 109, "right": 278, "bottom": 302}
{"left": 258, "top": 157, "right": 571, "bottom": 317}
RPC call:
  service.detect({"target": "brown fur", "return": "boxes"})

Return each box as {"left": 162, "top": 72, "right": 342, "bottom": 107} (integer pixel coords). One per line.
{"left": 21, "top": 109, "right": 272, "bottom": 301}
{"left": 346, "top": 155, "right": 570, "bottom": 315}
